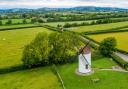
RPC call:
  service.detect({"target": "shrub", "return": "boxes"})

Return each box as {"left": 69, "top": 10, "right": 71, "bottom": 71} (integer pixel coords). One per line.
{"left": 23, "top": 19, "right": 27, "bottom": 24}
{"left": 99, "top": 37, "right": 117, "bottom": 57}
{"left": 6, "top": 19, "right": 12, "bottom": 25}
{"left": 0, "top": 20, "right": 2, "bottom": 25}
{"left": 22, "top": 33, "right": 51, "bottom": 68}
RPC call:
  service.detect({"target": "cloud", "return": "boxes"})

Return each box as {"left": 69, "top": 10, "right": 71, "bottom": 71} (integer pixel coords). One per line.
{"left": 0, "top": 0, "right": 128, "bottom": 9}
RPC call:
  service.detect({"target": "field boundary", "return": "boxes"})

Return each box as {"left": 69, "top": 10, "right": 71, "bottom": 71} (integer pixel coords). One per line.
{"left": 51, "top": 64, "right": 66, "bottom": 89}
{"left": 82, "top": 25, "right": 128, "bottom": 35}
{"left": 0, "top": 25, "right": 42, "bottom": 31}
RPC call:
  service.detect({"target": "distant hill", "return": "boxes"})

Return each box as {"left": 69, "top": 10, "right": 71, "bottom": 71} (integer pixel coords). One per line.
{"left": 0, "top": 6, "right": 128, "bottom": 13}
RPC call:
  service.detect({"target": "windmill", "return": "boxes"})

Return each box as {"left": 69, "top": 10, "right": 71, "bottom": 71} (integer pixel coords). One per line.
{"left": 78, "top": 42, "right": 92, "bottom": 74}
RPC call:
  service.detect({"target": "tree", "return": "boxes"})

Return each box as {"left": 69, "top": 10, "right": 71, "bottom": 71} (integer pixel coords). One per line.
{"left": 0, "top": 20, "right": 2, "bottom": 25}
{"left": 99, "top": 37, "right": 117, "bottom": 57}
{"left": 22, "top": 33, "right": 51, "bottom": 68}
{"left": 31, "top": 18, "right": 37, "bottom": 23}
{"left": 23, "top": 19, "right": 27, "bottom": 24}
{"left": 6, "top": 19, "right": 12, "bottom": 25}
{"left": 22, "top": 32, "right": 84, "bottom": 67}
{"left": 63, "top": 23, "right": 71, "bottom": 28}
{"left": 49, "top": 32, "right": 83, "bottom": 64}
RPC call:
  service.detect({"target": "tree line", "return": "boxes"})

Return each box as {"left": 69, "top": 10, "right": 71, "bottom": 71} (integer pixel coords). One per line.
{"left": 22, "top": 32, "right": 84, "bottom": 68}
{"left": 63, "top": 18, "right": 128, "bottom": 28}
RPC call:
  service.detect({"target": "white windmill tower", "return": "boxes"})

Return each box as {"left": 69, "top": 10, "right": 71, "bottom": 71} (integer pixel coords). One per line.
{"left": 78, "top": 42, "right": 92, "bottom": 74}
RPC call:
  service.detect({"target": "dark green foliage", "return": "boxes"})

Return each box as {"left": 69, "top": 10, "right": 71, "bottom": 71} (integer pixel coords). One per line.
{"left": 22, "top": 33, "right": 51, "bottom": 68}
{"left": 31, "top": 18, "right": 37, "bottom": 23}
{"left": 49, "top": 32, "right": 82, "bottom": 64}
{"left": 23, "top": 19, "right": 27, "bottom": 24}
{"left": 5, "top": 19, "right": 12, "bottom": 25}
{"left": 0, "top": 20, "right": 2, "bottom": 25}
{"left": 99, "top": 37, "right": 117, "bottom": 57}
{"left": 22, "top": 32, "right": 83, "bottom": 67}
{"left": 63, "top": 18, "right": 128, "bottom": 28}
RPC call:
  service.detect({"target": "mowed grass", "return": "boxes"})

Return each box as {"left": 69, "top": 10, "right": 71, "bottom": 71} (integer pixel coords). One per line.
{"left": 88, "top": 32, "right": 128, "bottom": 52}
{"left": 0, "top": 27, "right": 52, "bottom": 68}
{"left": 0, "top": 67, "right": 62, "bottom": 89}
{"left": 72, "top": 21, "right": 128, "bottom": 33}
{"left": 58, "top": 57, "right": 128, "bottom": 89}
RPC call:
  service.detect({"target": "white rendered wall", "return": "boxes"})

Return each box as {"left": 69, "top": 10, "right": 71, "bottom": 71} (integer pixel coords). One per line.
{"left": 78, "top": 53, "right": 91, "bottom": 73}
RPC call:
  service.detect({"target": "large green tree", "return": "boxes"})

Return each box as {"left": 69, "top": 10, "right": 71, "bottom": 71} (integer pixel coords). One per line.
{"left": 22, "top": 32, "right": 84, "bottom": 67}
{"left": 99, "top": 37, "right": 117, "bottom": 57}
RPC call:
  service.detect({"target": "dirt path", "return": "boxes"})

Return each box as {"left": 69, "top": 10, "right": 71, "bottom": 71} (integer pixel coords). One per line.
{"left": 99, "top": 68, "right": 128, "bottom": 73}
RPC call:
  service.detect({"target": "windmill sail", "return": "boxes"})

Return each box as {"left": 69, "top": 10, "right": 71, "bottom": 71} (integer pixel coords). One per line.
{"left": 82, "top": 54, "right": 90, "bottom": 65}
{"left": 80, "top": 42, "right": 91, "bottom": 66}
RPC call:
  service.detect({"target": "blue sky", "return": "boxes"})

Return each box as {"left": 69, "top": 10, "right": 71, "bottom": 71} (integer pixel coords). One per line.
{"left": 0, "top": 0, "right": 128, "bottom": 9}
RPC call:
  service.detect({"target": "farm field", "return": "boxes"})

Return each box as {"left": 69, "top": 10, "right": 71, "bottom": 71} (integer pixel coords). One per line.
{"left": 1, "top": 19, "right": 31, "bottom": 24}
{"left": 88, "top": 32, "right": 128, "bottom": 52}
{"left": 0, "top": 27, "right": 52, "bottom": 69}
{"left": 72, "top": 21, "right": 128, "bottom": 33}
{"left": 58, "top": 58, "right": 128, "bottom": 89}
{"left": 0, "top": 67, "right": 62, "bottom": 89}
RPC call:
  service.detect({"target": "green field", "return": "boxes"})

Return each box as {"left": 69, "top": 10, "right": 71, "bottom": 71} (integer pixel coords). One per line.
{"left": 88, "top": 32, "right": 128, "bottom": 52}
{"left": 0, "top": 67, "right": 62, "bottom": 89}
{"left": 72, "top": 21, "right": 128, "bottom": 33}
{"left": 1, "top": 19, "right": 31, "bottom": 24}
{"left": 58, "top": 58, "right": 128, "bottom": 89}
{"left": 0, "top": 27, "right": 52, "bottom": 68}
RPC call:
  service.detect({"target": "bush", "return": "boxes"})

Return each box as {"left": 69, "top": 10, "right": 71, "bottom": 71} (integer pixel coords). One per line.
{"left": 99, "top": 37, "right": 117, "bottom": 57}
{"left": 6, "top": 19, "right": 12, "bottom": 25}
{"left": 23, "top": 19, "right": 27, "bottom": 24}
{"left": 22, "top": 33, "right": 51, "bottom": 68}
{"left": 0, "top": 20, "right": 2, "bottom": 25}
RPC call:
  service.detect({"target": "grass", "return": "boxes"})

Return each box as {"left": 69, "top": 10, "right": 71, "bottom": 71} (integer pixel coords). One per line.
{"left": 1, "top": 19, "right": 31, "bottom": 24}
{"left": 0, "top": 27, "right": 52, "bottom": 69}
{"left": 72, "top": 21, "right": 128, "bottom": 33}
{"left": 58, "top": 56, "right": 128, "bottom": 89}
{"left": 88, "top": 32, "right": 128, "bottom": 52}
{"left": 0, "top": 67, "right": 62, "bottom": 89}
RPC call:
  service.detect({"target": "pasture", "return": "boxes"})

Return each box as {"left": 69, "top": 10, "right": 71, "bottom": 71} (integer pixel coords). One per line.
{"left": 72, "top": 21, "right": 128, "bottom": 33}
{"left": 0, "top": 67, "right": 62, "bottom": 89}
{"left": 88, "top": 32, "right": 128, "bottom": 52}
{"left": 58, "top": 58, "right": 128, "bottom": 89}
{"left": 1, "top": 19, "right": 31, "bottom": 24}
{"left": 0, "top": 27, "right": 52, "bottom": 68}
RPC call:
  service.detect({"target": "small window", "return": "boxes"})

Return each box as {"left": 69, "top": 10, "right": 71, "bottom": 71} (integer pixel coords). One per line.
{"left": 85, "top": 64, "right": 88, "bottom": 69}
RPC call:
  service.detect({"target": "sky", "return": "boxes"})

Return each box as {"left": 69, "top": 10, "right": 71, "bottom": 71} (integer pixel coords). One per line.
{"left": 0, "top": 0, "right": 128, "bottom": 9}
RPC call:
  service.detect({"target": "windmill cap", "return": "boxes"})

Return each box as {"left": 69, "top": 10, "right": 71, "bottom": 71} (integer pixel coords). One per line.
{"left": 79, "top": 45, "right": 91, "bottom": 54}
